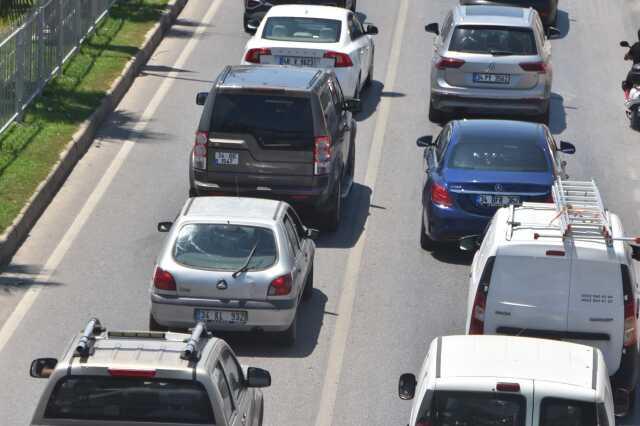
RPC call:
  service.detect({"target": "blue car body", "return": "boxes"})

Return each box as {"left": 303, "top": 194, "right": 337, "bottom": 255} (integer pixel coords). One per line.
{"left": 421, "top": 119, "right": 565, "bottom": 243}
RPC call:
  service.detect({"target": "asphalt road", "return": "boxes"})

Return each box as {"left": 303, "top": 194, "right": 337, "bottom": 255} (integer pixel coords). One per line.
{"left": 1, "top": 0, "right": 640, "bottom": 425}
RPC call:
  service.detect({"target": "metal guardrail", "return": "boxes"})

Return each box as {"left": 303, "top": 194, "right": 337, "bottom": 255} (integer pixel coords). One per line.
{"left": 0, "top": 0, "right": 117, "bottom": 136}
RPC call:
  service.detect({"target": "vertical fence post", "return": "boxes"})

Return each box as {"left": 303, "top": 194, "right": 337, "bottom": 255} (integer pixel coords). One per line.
{"left": 57, "top": 0, "right": 63, "bottom": 75}
{"left": 37, "top": 4, "right": 44, "bottom": 92}
{"left": 14, "top": 28, "right": 24, "bottom": 120}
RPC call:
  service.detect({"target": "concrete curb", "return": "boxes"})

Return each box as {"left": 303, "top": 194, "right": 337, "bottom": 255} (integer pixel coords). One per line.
{"left": 0, "top": 0, "right": 188, "bottom": 267}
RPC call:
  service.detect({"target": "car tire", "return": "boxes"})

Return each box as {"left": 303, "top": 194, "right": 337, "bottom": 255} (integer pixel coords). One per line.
{"left": 364, "top": 48, "right": 374, "bottom": 88}
{"left": 149, "top": 313, "right": 168, "bottom": 332}
{"left": 428, "top": 100, "right": 445, "bottom": 124}
{"left": 632, "top": 107, "right": 640, "bottom": 130}
{"left": 321, "top": 179, "right": 342, "bottom": 232}
{"left": 302, "top": 264, "right": 314, "bottom": 302}
{"left": 277, "top": 313, "right": 297, "bottom": 347}
{"left": 420, "top": 212, "right": 434, "bottom": 251}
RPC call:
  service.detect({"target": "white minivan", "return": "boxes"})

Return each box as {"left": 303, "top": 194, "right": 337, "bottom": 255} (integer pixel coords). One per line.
{"left": 398, "top": 335, "right": 616, "bottom": 425}
{"left": 460, "top": 180, "right": 640, "bottom": 415}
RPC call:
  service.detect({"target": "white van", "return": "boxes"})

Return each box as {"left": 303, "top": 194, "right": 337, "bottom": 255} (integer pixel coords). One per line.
{"left": 398, "top": 335, "right": 616, "bottom": 425}
{"left": 461, "top": 180, "right": 640, "bottom": 415}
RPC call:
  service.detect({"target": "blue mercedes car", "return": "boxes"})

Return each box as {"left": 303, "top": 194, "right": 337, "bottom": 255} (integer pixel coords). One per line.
{"left": 418, "top": 119, "right": 575, "bottom": 249}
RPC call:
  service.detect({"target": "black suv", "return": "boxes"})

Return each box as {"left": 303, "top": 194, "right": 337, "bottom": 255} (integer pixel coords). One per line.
{"left": 244, "top": 0, "right": 357, "bottom": 33}
{"left": 191, "top": 65, "right": 359, "bottom": 231}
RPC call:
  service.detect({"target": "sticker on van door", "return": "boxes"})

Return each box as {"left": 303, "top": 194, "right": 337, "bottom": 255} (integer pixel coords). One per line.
{"left": 581, "top": 294, "right": 614, "bottom": 303}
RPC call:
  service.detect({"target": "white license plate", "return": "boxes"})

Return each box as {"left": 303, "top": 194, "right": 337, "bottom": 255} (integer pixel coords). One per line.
{"left": 214, "top": 152, "right": 239, "bottom": 166}
{"left": 476, "top": 194, "right": 521, "bottom": 207}
{"left": 473, "top": 73, "right": 510, "bottom": 84}
{"left": 195, "top": 309, "right": 248, "bottom": 324}
{"left": 278, "top": 56, "right": 318, "bottom": 67}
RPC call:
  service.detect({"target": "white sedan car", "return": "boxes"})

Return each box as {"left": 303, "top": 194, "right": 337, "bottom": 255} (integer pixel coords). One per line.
{"left": 241, "top": 4, "right": 378, "bottom": 99}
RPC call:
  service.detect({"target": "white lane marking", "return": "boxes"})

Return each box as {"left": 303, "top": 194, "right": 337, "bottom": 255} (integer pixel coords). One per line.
{"left": 314, "top": 0, "right": 410, "bottom": 424}
{"left": 0, "top": 0, "right": 226, "bottom": 354}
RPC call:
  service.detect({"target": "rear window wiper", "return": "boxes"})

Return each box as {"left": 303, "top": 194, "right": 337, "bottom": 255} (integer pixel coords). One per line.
{"left": 232, "top": 243, "right": 258, "bottom": 278}
{"left": 488, "top": 49, "right": 518, "bottom": 56}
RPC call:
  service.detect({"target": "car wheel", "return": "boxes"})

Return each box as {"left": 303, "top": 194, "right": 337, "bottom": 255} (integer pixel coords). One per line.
{"left": 428, "top": 100, "right": 445, "bottom": 124}
{"left": 302, "top": 264, "right": 314, "bottom": 302}
{"left": 277, "top": 313, "right": 297, "bottom": 347}
{"left": 149, "top": 313, "right": 168, "bottom": 332}
{"left": 632, "top": 107, "right": 640, "bottom": 130}
{"left": 364, "top": 48, "right": 374, "bottom": 88}
{"left": 420, "top": 212, "right": 434, "bottom": 251}
{"left": 321, "top": 179, "right": 342, "bottom": 232}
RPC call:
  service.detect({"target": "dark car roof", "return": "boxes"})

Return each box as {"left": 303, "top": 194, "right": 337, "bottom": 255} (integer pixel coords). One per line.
{"left": 452, "top": 119, "right": 546, "bottom": 147}
{"left": 219, "top": 65, "right": 325, "bottom": 92}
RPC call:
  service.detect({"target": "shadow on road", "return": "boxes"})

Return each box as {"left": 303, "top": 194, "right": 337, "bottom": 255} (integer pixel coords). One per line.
{"left": 356, "top": 80, "right": 406, "bottom": 122}
{"left": 97, "top": 110, "right": 169, "bottom": 143}
{"left": 549, "top": 92, "right": 572, "bottom": 135}
{"left": 0, "top": 263, "right": 63, "bottom": 294}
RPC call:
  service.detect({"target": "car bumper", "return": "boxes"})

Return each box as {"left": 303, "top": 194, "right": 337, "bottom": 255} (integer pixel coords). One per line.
{"left": 150, "top": 293, "right": 297, "bottom": 332}
{"left": 431, "top": 91, "right": 549, "bottom": 116}
{"left": 424, "top": 203, "right": 490, "bottom": 242}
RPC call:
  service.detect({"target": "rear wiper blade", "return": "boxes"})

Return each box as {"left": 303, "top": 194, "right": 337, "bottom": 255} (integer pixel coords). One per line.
{"left": 232, "top": 243, "right": 258, "bottom": 278}
{"left": 488, "top": 49, "right": 517, "bottom": 56}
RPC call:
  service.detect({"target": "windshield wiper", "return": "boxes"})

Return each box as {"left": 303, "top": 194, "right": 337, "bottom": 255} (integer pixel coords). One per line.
{"left": 488, "top": 49, "right": 517, "bottom": 56}
{"left": 232, "top": 243, "right": 258, "bottom": 278}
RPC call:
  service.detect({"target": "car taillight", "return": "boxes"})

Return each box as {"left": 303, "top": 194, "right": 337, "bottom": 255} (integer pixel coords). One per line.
{"left": 544, "top": 193, "right": 554, "bottom": 203}
{"left": 435, "top": 57, "right": 465, "bottom": 70}
{"left": 245, "top": 48, "right": 271, "bottom": 64}
{"left": 624, "top": 296, "right": 637, "bottom": 347}
{"left": 416, "top": 422, "right": 432, "bottom": 426}
{"left": 153, "top": 267, "right": 176, "bottom": 291}
{"left": 431, "top": 183, "right": 453, "bottom": 208}
{"left": 469, "top": 288, "right": 486, "bottom": 335}
{"left": 496, "top": 382, "right": 521, "bottom": 392}
{"left": 520, "top": 61, "right": 547, "bottom": 73}
{"left": 323, "top": 51, "right": 353, "bottom": 67}
{"left": 108, "top": 369, "right": 156, "bottom": 378}
{"left": 268, "top": 274, "right": 292, "bottom": 296}
{"left": 314, "top": 136, "right": 332, "bottom": 175}
{"left": 193, "top": 131, "right": 208, "bottom": 170}
{"left": 247, "top": 0, "right": 262, "bottom": 7}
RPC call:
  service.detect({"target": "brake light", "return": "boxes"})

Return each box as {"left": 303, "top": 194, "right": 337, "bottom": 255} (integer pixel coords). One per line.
{"left": 435, "top": 57, "right": 465, "bottom": 70}
{"left": 544, "top": 193, "right": 554, "bottom": 203}
{"left": 520, "top": 61, "right": 547, "bottom": 73}
{"left": 153, "top": 267, "right": 176, "bottom": 291}
{"left": 314, "top": 136, "right": 332, "bottom": 175}
{"left": 416, "top": 422, "right": 432, "bottom": 426}
{"left": 323, "top": 51, "right": 353, "bottom": 67}
{"left": 193, "top": 131, "right": 208, "bottom": 170}
{"left": 469, "top": 288, "right": 486, "bottom": 335}
{"left": 108, "top": 369, "right": 156, "bottom": 378}
{"left": 545, "top": 250, "right": 565, "bottom": 256}
{"left": 496, "top": 382, "right": 520, "bottom": 392}
{"left": 268, "top": 274, "right": 292, "bottom": 296}
{"left": 624, "top": 296, "right": 637, "bottom": 347}
{"left": 244, "top": 48, "right": 271, "bottom": 64}
{"left": 431, "top": 183, "right": 453, "bottom": 208}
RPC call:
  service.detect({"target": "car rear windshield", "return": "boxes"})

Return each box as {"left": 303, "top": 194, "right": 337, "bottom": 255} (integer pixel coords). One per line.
{"left": 432, "top": 391, "right": 526, "bottom": 426}
{"left": 211, "top": 93, "right": 314, "bottom": 149}
{"left": 44, "top": 376, "right": 215, "bottom": 423}
{"left": 449, "top": 26, "right": 538, "bottom": 55}
{"left": 540, "top": 397, "right": 597, "bottom": 426}
{"left": 448, "top": 141, "right": 549, "bottom": 172}
{"left": 262, "top": 17, "right": 341, "bottom": 43}
{"left": 174, "top": 224, "right": 277, "bottom": 271}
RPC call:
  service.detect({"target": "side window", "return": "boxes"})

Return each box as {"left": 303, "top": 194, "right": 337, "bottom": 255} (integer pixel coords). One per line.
{"left": 283, "top": 216, "right": 301, "bottom": 254}
{"left": 221, "top": 349, "right": 244, "bottom": 402}
{"left": 320, "top": 86, "right": 337, "bottom": 131}
{"left": 287, "top": 208, "right": 306, "bottom": 241}
{"left": 416, "top": 390, "right": 434, "bottom": 423}
{"left": 348, "top": 14, "right": 364, "bottom": 40}
{"left": 436, "top": 126, "right": 451, "bottom": 162}
{"left": 597, "top": 403, "right": 610, "bottom": 426}
{"left": 440, "top": 12, "right": 453, "bottom": 42}
{"left": 214, "top": 363, "right": 234, "bottom": 420}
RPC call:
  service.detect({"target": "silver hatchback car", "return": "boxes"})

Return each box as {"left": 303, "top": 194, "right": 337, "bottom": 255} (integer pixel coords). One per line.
{"left": 425, "top": 5, "right": 556, "bottom": 124}
{"left": 150, "top": 197, "right": 316, "bottom": 346}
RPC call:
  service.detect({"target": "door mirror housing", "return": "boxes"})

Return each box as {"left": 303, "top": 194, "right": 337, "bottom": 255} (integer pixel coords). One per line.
{"left": 416, "top": 135, "right": 434, "bottom": 147}
{"left": 425, "top": 23, "right": 439, "bottom": 35}
{"left": 157, "top": 221, "right": 173, "bottom": 232}
{"left": 365, "top": 24, "right": 379, "bottom": 35}
{"left": 459, "top": 235, "right": 481, "bottom": 252}
{"left": 30, "top": 358, "right": 58, "bottom": 378}
{"left": 398, "top": 373, "right": 417, "bottom": 400}
{"left": 306, "top": 228, "right": 320, "bottom": 240}
{"left": 342, "top": 99, "right": 362, "bottom": 113}
{"left": 195, "top": 92, "right": 208, "bottom": 106}
{"left": 546, "top": 26, "right": 561, "bottom": 38}
{"left": 631, "top": 245, "right": 640, "bottom": 261}
{"left": 246, "top": 367, "right": 271, "bottom": 388}
{"left": 621, "top": 41, "right": 631, "bottom": 48}
{"left": 559, "top": 141, "right": 576, "bottom": 154}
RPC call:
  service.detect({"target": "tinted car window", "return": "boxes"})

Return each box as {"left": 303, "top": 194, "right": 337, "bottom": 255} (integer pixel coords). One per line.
{"left": 221, "top": 349, "right": 243, "bottom": 402}
{"left": 214, "top": 364, "right": 234, "bottom": 420}
{"left": 433, "top": 391, "right": 526, "bottom": 426}
{"left": 44, "top": 376, "right": 215, "bottom": 423}
{"left": 449, "top": 26, "right": 538, "bottom": 55}
{"left": 174, "top": 224, "right": 277, "bottom": 271}
{"left": 263, "top": 17, "right": 341, "bottom": 43}
{"left": 448, "top": 141, "right": 549, "bottom": 172}
{"left": 540, "top": 397, "right": 597, "bottom": 426}
{"left": 348, "top": 15, "right": 364, "bottom": 40}
{"left": 210, "top": 93, "right": 314, "bottom": 149}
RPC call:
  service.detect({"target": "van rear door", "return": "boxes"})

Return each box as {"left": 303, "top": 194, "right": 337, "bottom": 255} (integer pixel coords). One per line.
{"left": 566, "top": 259, "right": 623, "bottom": 374}
{"left": 484, "top": 255, "right": 570, "bottom": 336}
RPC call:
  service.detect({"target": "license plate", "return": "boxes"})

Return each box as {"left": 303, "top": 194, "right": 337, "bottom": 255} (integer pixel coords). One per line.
{"left": 473, "top": 73, "right": 510, "bottom": 84}
{"left": 195, "top": 309, "right": 248, "bottom": 324}
{"left": 214, "top": 152, "right": 239, "bottom": 166}
{"left": 278, "top": 56, "right": 317, "bottom": 67}
{"left": 476, "top": 194, "right": 521, "bottom": 207}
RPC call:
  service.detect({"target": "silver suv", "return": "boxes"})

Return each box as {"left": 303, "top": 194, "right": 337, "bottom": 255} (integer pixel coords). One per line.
{"left": 29, "top": 319, "right": 271, "bottom": 425}
{"left": 425, "top": 5, "right": 556, "bottom": 124}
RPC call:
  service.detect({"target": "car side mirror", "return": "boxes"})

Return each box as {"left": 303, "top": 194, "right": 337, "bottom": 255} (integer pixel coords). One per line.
{"left": 157, "top": 221, "right": 173, "bottom": 232}
{"left": 631, "top": 245, "right": 640, "bottom": 261}
{"left": 246, "top": 367, "right": 271, "bottom": 388}
{"left": 398, "top": 373, "right": 417, "bottom": 400}
{"left": 559, "top": 141, "right": 576, "bottom": 154}
{"left": 546, "top": 26, "right": 561, "bottom": 38}
{"left": 30, "top": 358, "right": 58, "bottom": 378}
{"left": 621, "top": 41, "right": 631, "bottom": 48}
{"left": 459, "top": 235, "right": 481, "bottom": 252}
{"left": 195, "top": 92, "right": 208, "bottom": 106}
{"left": 424, "top": 23, "right": 439, "bottom": 35}
{"left": 306, "top": 228, "right": 320, "bottom": 240}
{"left": 416, "top": 136, "right": 434, "bottom": 147}
{"left": 365, "top": 24, "right": 378, "bottom": 35}
{"left": 342, "top": 98, "right": 362, "bottom": 113}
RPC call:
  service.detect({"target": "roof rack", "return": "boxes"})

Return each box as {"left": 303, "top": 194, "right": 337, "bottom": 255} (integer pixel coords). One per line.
{"left": 181, "top": 322, "right": 210, "bottom": 362}
{"left": 74, "top": 318, "right": 105, "bottom": 357}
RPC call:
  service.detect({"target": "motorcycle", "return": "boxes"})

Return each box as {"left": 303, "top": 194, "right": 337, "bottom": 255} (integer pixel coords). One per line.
{"left": 620, "top": 41, "right": 640, "bottom": 129}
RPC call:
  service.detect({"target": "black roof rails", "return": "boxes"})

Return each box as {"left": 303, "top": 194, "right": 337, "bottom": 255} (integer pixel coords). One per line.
{"left": 74, "top": 318, "right": 104, "bottom": 357}
{"left": 181, "top": 321, "right": 211, "bottom": 362}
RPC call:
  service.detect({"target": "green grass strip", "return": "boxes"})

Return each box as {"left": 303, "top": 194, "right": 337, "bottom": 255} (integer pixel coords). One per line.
{"left": 0, "top": 0, "right": 169, "bottom": 234}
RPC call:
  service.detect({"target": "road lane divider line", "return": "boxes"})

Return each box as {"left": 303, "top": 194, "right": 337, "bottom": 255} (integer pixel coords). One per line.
{"left": 314, "top": 0, "right": 410, "bottom": 424}
{"left": 0, "top": 0, "right": 226, "bottom": 354}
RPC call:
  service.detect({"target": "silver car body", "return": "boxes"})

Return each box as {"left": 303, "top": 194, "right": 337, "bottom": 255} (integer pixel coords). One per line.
{"left": 150, "top": 197, "right": 315, "bottom": 332}
{"left": 429, "top": 5, "right": 552, "bottom": 118}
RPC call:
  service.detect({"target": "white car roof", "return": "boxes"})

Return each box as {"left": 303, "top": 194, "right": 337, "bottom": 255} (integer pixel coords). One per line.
{"left": 266, "top": 4, "right": 349, "bottom": 21}
{"left": 438, "top": 335, "right": 597, "bottom": 389}
{"left": 182, "top": 197, "right": 282, "bottom": 223}
{"left": 454, "top": 5, "right": 535, "bottom": 28}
